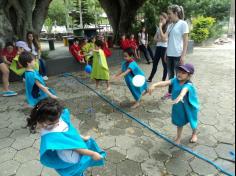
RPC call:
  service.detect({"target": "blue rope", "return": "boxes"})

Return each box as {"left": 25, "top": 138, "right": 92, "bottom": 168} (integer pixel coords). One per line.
{"left": 63, "top": 73, "right": 234, "bottom": 176}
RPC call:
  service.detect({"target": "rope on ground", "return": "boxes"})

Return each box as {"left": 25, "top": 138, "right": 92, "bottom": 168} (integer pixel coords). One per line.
{"left": 62, "top": 72, "right": 234, "bottom": 176}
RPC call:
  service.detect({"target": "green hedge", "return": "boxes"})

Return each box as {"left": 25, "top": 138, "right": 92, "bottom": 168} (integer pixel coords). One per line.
{"left": 191, "top": 16, "right": 216, "bottom": 43}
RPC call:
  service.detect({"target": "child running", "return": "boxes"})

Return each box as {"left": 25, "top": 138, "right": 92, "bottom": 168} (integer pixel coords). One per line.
{"left": 149, "top": 63, "right": 199, "bottom": 144}
{"left": 113, "top": 48, "right": 148, "bottom": 109}
{"left": 27, "top": 98, "right": 106, "bottom": 176}
{"left": 18, "top": 52, "right": 57, "bottom": 107}
{"left": 91, "top": 40, "right": 111, "bottom": 91}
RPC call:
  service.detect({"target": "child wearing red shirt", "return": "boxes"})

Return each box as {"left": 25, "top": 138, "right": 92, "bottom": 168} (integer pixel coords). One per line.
{"left": 69, "top": 38, "right": 85, "bottom": 63}
{"left": 99, "top": 35, "right": 112, "bottom": 58}
{"left": 120, "top": 34, "right": 130, "bottom": 51}
{"left": 129, "top": 34, "right": 140, "bottom": 59}
{"left": 1, "top": 42, "right": 17, "bottom": 65}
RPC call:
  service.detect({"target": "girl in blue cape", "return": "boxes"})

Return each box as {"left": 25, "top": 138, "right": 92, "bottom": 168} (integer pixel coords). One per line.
{"left": 113, "top": 48, "right": 148, "bottom": 109}
{"left": 149, "top": 63, "right": 199, "bottom": 144}
{"left": 18, "top": 52, "right": 57, "bottom": 107}
{"left": 27, "top": 98, "right": 106, "bottom": 176}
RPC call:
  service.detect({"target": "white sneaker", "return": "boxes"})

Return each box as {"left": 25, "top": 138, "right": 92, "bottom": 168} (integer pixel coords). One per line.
{"left": 43, "top": 76, "right": 49, "bottom": 81}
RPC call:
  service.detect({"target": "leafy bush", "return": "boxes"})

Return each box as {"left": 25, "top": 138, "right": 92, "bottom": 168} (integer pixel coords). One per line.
{"left": 191, "top": 16, "right": 216, "bottom": 43}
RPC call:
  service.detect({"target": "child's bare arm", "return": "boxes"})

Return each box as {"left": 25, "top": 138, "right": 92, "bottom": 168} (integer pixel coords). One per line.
{"left": 149, "top": 80, "right": 171, "bottom": 95}
{"left": 173, "top": 87, "right": 189, "bottom": 104}
{"left": 75, "top": 149, "right": 102, "bottom": 161}
{"left": 114, "top": 69, "right": 131, "bottom": 79}
{"left": 119, "top": 69, "right": 131, "bottom": 77}
{"left": 35, "top": 80, "right": 58, "bottom": 99}
{"left": 81, "top": 135, "right": 91, "bottom": 141}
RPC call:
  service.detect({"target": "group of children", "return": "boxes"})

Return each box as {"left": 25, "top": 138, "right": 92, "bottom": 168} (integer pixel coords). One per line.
{"left": 0, "top": 4, "right": 201, "bottom": 175}
{"left": 69, "top": 35, "right": 112, "bottom": 64}
{"left": 0, "top": 31, "right": 48, "bottom": 97}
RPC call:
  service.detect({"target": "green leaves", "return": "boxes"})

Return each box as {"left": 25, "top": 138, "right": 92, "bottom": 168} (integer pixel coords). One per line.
{"left": 191, "top": 16, "right": 216, "bottom": 43}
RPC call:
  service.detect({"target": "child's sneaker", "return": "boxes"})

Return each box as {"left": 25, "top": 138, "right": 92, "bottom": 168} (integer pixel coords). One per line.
{"left": 2, "top": 91, "right": 18, "bottom": 97}
{"left": 161, "top": 93, "right": 171, "bottom": 100}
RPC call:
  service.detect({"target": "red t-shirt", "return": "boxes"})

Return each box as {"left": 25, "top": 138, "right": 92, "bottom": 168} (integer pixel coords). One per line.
{"left": 102, "top": 42, "right": 112, "bottom": 58}
{"left": 120, "top": 39, "right": 130, "bottom": 50}
{"left": 129, "top": 39, "right": 138, "bottom": 50}
{"left": 1, "top": 48, "right": 17, "bottom": 62}
{"left": 69, "top": 44, "right": 84, "bottom": 62}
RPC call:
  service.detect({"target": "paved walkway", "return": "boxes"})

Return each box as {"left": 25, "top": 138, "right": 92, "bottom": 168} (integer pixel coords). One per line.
{"left": 0, "top": 43, "right": 235, "bottom": 176}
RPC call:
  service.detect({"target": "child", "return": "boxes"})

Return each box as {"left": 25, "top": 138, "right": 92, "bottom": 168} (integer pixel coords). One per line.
{"left": 91, "top": 40, "right": 111, "bottom": 91}
{"left": 27, "top": 98, "right": 106, "bottom": 176}
{"left": 120, "top": 34, "right": 130, "bottom": 51}
{"left": 129, "top": 34, "right": 140, "bottom": 59}
{"left": 10, "top": 41, "right": 39, "bottom": 77}
{"left": 1, "top": 42, "right": 17, "bottom": 66}
{"left": 100, "top": 35, "right": 112, "bottom": 58}
{"left": 18, "top": 52, "right": 57, "bottom": 107}
{"left": 82, "top": 37, "right": 96, "bottom": 64}
{"left": 0, "top": 56, "right": 18, "bottom": 97}
{"left": 69, "top": 38, "right": 85, "bottom": 63}
{"left": 149, "top": 64, "right": 199, "bottom": 144}
{"left": 113, "top": 48, "right": 148, "bottom": 109}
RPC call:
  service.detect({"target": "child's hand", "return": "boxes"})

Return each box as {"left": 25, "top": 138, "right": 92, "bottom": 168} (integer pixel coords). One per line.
{"left": 82, "top": 136, "right": 91, "bottom": 141}
{"left": 112, "top": 75, "right": 120, "bottom": 81}
{"left": 92, "top": 152, "right": 102, "bottom": 161}
{"left": 148, "top": 85, "right": 155, "bottom": 95}
{"left": 51, "top": 95, "right": 58, "bottom": 99}
{"left": 173, "top": 96, "right": 184, "bottom": 104}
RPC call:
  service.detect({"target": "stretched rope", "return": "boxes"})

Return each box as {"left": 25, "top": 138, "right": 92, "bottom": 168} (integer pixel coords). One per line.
{"left": 63, "top": 72, "right": 234, "bottom": 176}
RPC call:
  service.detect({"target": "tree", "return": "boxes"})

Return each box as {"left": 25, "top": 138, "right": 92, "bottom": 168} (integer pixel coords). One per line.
{"left": 70, "top": 0, "right": 96, "bottom": 28}
{"left": 47, "top": 0, "right": 67, "bottom": 26}
{"left": 0, "top": 0, "right": 53, "bottom": 40}
{"left": 99, "top": 0, "right": 147, "bottom": 42}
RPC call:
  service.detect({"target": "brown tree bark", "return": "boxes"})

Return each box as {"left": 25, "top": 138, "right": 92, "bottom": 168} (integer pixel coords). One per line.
{"left": 99, "top": 0, "right": 147, "bottom": 42}
{"left": 1, "top": 0, "right": 52, "bottom": 40}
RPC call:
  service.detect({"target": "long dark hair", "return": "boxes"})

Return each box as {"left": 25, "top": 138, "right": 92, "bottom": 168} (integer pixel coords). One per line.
{"left": 26, "top": 31, "right": 40, "bottom": 51}
{"left": 160, "top": 12, "right": 169, "bottom": 33}
{"left": 27, "top": 98, "right": 63, "bottom": 132}
{"left": 168, "top": 4, "right": 185, "bottom": 20}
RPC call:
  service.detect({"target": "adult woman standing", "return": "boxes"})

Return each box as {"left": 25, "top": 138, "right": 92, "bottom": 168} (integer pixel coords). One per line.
{"left": 26, "top": 31, "right": 48, "bottom": 80}
{"left": 138, "top": 27, "right": 154, "bottom": 64}
{"left": 162, "top": 5, "right": 189, "bottom": 99}
{"left": 148, "top": 13, "right": 169, "bottom": 82}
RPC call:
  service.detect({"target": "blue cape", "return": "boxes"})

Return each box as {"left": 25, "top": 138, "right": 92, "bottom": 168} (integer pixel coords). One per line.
{"left": 171, "top": 78, "right": 200, "bottom": 129}
{"left": 122, "top": 61, "right": 148, "bottom": 101}
{"left": 40, "top": 109, "right": 106, "bottom": 176}
{"left": 25, "top": 70, "right": 55, "bottom": 107}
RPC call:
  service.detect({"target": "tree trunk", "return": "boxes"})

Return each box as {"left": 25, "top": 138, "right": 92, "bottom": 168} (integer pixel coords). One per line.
{"left": 99, "top": 0, "right": 147, "bottom": 43}
{"left": 1, "top": 0, "right": 52, "bottom": 40}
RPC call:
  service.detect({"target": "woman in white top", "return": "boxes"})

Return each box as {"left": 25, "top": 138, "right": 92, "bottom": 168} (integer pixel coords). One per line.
{"left": 26, "top": 31, "right": 48, "bottom": 81}
{"left": 162, "top": 5, "right": 189, "bottom": 99}
{"left": 138, "top": 27, "right": 154, "bottom": 64}
{"left": 148, "top": 13, "right": 169, "bottom": 82}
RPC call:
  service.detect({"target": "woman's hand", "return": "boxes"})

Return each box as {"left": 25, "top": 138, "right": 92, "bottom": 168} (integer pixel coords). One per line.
{"left": 159, "top": 22, "right": 163, "bottom": 28}
{"left": 180, "top": 56, "right": 185, "bottom": 65}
